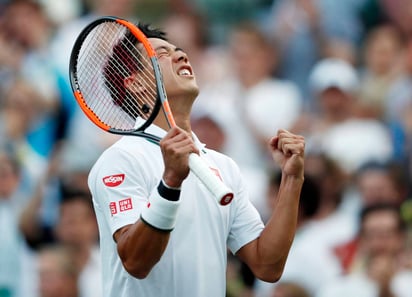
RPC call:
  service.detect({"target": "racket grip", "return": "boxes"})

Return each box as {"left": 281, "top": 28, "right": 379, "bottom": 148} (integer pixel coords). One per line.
{"left": 188, "top": 153, "right": 234, "bottom": 205}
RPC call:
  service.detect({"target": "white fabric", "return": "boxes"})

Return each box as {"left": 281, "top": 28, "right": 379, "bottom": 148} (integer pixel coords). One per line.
{"left": 316, "top": 270, "right": 412, "bottom": 297}
{"left": 309, "top": 58, "right": 359, "bottom": 94}
{"left": 316, "top": 273, "right": 378, "bottom": 297}
{"left": 0, "top": 198, "right": 37, "bottom": 297}
{"left": 88, "top": 124, "right": 264, "bottom": 297}
{"left": 319, "top": 119, "right": 394, "bottom": 174}
{"left": 78, "top": 246, "right": 103, "bottom": 297}
{"left": 141, "top": 187, "right": 181, "bottom": 230}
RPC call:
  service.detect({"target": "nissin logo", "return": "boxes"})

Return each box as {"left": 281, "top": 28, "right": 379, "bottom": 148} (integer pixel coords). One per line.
{"left": 103, "top": 174, "right": 125, "bottom": 187}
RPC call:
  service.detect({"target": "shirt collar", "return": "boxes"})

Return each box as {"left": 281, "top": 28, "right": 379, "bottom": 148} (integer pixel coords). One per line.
{"left": 142, "top": 121, "right": 207, "bottom": 152}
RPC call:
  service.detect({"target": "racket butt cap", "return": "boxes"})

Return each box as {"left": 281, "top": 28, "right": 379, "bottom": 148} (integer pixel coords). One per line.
{"left": 219, "top": 193, "right": 234, "bottom": 206}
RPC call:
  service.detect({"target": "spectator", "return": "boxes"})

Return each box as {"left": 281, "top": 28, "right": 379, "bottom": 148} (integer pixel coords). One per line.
{"left": 265, "top": 0, "right": 366, "bottom": 98}
{"left": 357, "top": 24, "right": 405, "bottom": 120}
{"left": 53, "top": 192, "right": 101, "bottom": 297}
{"left": 19, "top": 169, "right": 101, "bottom": 297}
{"left": 355, "top": 161, "right": 408, "bottom": 209}
{"left": 0, "top": 148, "right": 37, "bottom": 297}
{"left": 293, "top": 58, "right": 394, "bottom": 174}
{"left": 37, "top": 244, "right": 79, "bottom": 297}
{"left": 1, "top": 0, "right": 65, "bottom": 165}
{"left": 334, "top": 160, "right": 410, "bottom": 274}
{"left": 318, "top": 203, "right": 412, "bottom": 297}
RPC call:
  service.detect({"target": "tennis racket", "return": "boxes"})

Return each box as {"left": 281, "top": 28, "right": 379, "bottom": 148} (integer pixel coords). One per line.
{"left": 69, "top": 16, "right": 234, "bottom": 205}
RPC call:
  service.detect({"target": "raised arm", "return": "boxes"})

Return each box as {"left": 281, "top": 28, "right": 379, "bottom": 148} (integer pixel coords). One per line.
{"left": 236, "top": 129, "right": 305, "bottom": 282}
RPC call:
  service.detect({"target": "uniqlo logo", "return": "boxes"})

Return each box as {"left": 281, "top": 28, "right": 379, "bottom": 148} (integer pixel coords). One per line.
{"left": 109, "top": 202, "right": 117, "bottom": 215}
{"left": 119, "top": 198, "right": 133, "bottom": 212}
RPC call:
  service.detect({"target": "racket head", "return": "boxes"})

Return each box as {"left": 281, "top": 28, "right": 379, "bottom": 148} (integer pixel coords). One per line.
{"left": 69, "top": 16, "right": 163, "bottom": 135}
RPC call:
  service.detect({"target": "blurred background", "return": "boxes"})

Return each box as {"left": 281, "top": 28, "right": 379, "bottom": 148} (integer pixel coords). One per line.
{"left": 1, "top": 0, "right": 412, "bottom": 296}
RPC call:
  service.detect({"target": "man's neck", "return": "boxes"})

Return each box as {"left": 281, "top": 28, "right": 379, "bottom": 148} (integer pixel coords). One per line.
{"left": 153, "top": 95, "right": 194, "bottom": 133}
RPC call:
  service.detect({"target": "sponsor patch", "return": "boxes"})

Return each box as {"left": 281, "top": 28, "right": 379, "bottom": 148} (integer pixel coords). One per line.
{"left": 109, "top": 202, "right": 117, "bottom": 215}
{"left": 109, "top": 198, "right": 133, "bottom": 215}
{"left": 119, "top": 198, "right": 133, "bottom": 212}
{"left": 103, "top": 174, "right": 125, "bottom": 187}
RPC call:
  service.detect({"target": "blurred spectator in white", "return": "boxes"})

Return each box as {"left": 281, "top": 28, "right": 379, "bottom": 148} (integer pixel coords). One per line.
{"left": 20, "top": 181, "right": 101, "bottom": 297}
{"left": 0, "top": 79, "right": 47, "bottom": 188}
{"left": 1, "top": 0, "right": 57, "bottom": 105}
{"left": 334, "top": 160, "right": 409, "bottom": 273}
{"left": 194, "top": 21, "right": 303, "bottom": 216}
{"left": 317, "top": 203, "right": 412, "bottom": 297}
{"left": 53, "top": 192, "right": 101, "bottom": 297}
{"left": 36, "top": 244, "right": 79, "bottom": 297}
{"left": 0, "top": 148, "right": 37, "bottom": 297}
{"left": 357, "top": 24, "right": 405, "bottom": 120}
{"left": 37, "top": 0, "right": 83, "bottom": 25}
{"left": 0, "top": 0, "right": 71, "bottom": 180}
{"left": 191, "top": 112, "right": 226, "bottom": 152}
{"left": 265, "top": 0, "right": 367, "bottom": 100}
{"left": 293, "top": 58, "right": 394, "bottom": 175}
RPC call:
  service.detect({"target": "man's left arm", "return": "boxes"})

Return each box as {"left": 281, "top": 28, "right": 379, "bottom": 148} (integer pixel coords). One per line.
{"left": 236, "top": 129, "right": 305, "bottom": 282}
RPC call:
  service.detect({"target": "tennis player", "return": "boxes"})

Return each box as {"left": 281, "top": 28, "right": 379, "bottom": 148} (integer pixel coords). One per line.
{"left": 88, "top": 23, "right": 305, "bottom": 297}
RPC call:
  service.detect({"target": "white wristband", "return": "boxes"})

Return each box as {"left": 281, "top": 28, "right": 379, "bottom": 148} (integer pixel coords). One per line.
{"left": 140, "top": 185, "right": 181, "bottom": 232}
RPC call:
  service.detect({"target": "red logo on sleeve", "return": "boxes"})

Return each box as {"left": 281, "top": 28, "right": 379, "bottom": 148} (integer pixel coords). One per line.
{"left": 119, "top": 198, "right": 133, "bottom": 212}
{"left": 103, "top": 174, "right": 125, "bottom": 187}
{"left": 109, "top": 202, "right": 117, "bottom": 215}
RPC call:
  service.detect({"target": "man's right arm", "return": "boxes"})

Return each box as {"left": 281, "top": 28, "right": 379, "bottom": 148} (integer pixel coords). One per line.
{"left": 114, "top": 222, "right": 171, "bottom": 279}
{"left": 113, "top": 126, "right": 197, "bottom": 278}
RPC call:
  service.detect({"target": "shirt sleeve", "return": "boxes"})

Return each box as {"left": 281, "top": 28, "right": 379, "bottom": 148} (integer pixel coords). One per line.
{"left": 88, "top": 146, "right": 159, "bottom": 236}
{"left": 226, "top": 163, "right": 265, "bottom": 254}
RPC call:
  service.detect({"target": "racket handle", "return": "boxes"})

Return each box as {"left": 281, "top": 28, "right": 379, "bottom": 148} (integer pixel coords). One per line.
{"left": 188, "top": 153, "right": 234, "bottom": 205}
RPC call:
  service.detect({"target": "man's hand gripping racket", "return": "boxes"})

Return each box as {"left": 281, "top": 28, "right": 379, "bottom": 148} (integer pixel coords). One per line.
{"left": 69, "top": 16, "right": 234, "bottom": 205}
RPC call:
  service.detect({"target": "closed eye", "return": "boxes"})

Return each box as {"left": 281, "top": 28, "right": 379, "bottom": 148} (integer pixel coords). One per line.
{"left": 155, "top": 46, "right": 171, "bottom": 57}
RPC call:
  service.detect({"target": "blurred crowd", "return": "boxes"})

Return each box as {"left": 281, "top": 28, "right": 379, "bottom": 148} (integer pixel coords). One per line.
{"left": 1, "top": 0, "right": 412, "bottom": 297}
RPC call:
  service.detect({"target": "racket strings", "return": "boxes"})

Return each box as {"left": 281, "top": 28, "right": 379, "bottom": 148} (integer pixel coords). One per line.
{"left": 104, "top": 24, "right": 159, "bottom": 120}
{"left": 77, "top": 25, "right": 133, "bottom": 128}
{"left": 117, "top": 34, "right": 159, "bottom": 117}
{"left": 76, "top": 21, "right": 159, "bottom": 131}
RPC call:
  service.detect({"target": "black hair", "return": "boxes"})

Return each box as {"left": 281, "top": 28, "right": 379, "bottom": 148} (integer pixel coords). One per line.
{"left": 360, "top": 203, "right": 406, "bottom": 233}
{"left": 103, "top": 22, "right": 167, "bottom": 119}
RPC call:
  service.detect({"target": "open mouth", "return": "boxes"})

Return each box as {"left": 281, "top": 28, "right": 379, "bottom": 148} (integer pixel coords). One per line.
{"left": 178, "top": 66, "right": 192, "bottom": 76}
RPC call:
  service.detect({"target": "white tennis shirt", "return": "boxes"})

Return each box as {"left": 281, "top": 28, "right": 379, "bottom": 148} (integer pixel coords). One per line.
{"left": 88, "top": 123, "right": 264, "bottom": 297}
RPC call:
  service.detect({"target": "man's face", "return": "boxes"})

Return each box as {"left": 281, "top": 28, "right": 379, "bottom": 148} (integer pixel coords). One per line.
{"left": 148, "top": 38, "right": 199, "bottom": 101}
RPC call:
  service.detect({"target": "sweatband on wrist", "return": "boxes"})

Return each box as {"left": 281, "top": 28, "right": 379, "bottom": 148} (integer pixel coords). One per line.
{"left": 158, "top": 179, "right": 181, "bottom": 201}
{"left": 140, "top": 181, "right": 181, "bottom": 231}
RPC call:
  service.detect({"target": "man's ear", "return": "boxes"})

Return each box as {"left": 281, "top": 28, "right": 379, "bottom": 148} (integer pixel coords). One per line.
{"left": 124, "top": 74, "right": 146, "bottom": 93}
